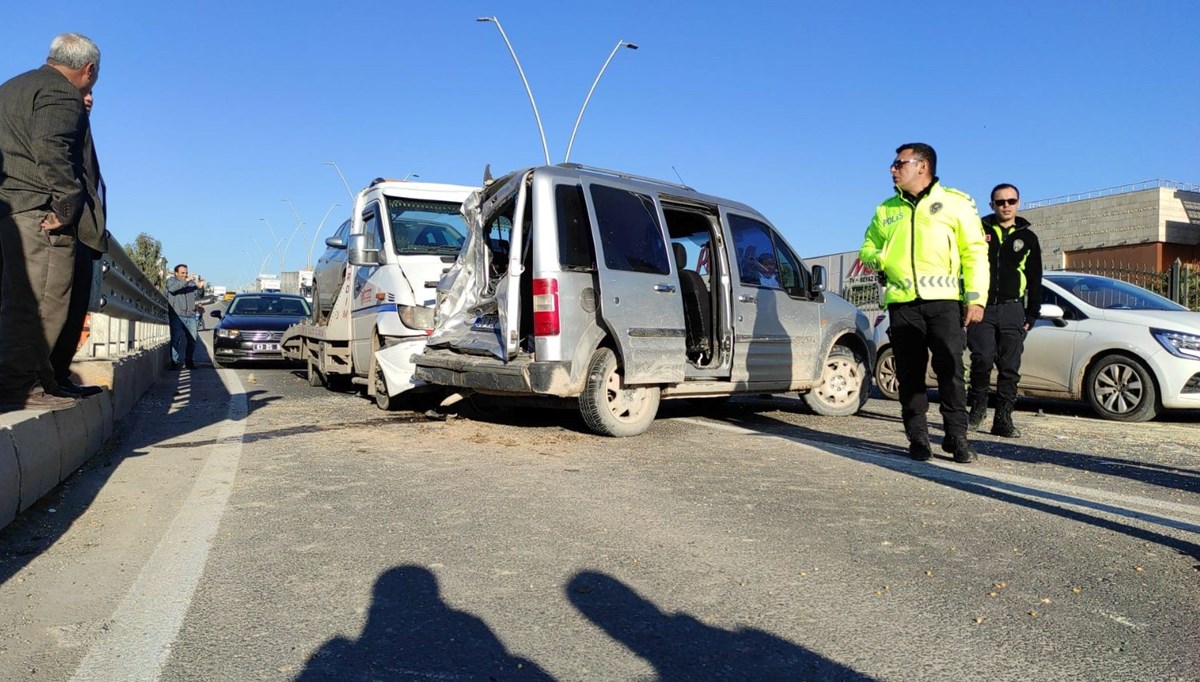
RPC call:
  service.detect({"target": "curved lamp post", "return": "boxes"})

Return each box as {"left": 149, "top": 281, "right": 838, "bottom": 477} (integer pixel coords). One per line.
{"left": 477, "top": 16, "right": 551, "bottom": 165}
{"left": 306, "top": 202, "right": 342, "bottom": 268}
{"left": 564, "top": 40, "right": 638, "bottom": 163}
{"left": 258, "top": 218, "right": 280, "bottom": 274}
{"left": 324, "top": 161, "right": 356, "bottom": 203}
{"left": 281, "top": 198, "right": 309, "bottom": 269}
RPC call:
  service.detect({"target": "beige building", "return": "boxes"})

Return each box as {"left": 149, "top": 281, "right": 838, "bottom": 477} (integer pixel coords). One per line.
{"left": 1022, "top": 180, "right": 1200, "bottom": 270}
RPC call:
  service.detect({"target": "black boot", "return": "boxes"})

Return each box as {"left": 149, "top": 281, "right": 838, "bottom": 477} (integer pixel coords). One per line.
{"left": 967, "top": 392, "right": 988, "bottom": 432}
{"left": 941, "top": 435, "right": 978, "bottom": 463}
{"left": 905, "top": 422, "right": 932, "bottom": 461}
{"left": 991, "top": 402, "right": 1022, "bottom": 438}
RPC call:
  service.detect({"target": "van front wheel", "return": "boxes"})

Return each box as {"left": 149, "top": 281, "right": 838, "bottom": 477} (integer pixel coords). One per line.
{"left": 580, "top": 348, "right": 660, "bottom": 437}
{"left": 802, "top": 345, "right": 868, "bottom": 416}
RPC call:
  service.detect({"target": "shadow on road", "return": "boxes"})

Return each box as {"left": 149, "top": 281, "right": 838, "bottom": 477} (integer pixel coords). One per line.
{"left": 567, "top": 570, "right": 874, "bottom": 681}
{"left": 0, "top": 341, "right": 236, "bottom": 586}
{"left": 704, "top": 407, "right": 1200, "bottom": 563}
{"left": 296, "top": 565, "right": 552, "bottom": 681}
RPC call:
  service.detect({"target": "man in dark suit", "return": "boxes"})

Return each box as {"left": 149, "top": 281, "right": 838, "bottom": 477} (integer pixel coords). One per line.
{"left": 0, "top": 33, "right": 103, "bottom": 412}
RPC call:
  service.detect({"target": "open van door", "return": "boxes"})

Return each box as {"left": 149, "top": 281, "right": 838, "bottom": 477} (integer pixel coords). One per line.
{"left": 581, "top": 180, "right": 686, "bottom": 384}
{"left": 495, "top": 180, "right": 530, "bottom": 361}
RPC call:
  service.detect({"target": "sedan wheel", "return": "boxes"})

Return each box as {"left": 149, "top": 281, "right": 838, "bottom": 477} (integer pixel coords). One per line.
{"left": 1085, "top": 354, "right": 1160, "bottom": 422}
{"left": 874, "top": 347, "right": 899, "bottom": 401}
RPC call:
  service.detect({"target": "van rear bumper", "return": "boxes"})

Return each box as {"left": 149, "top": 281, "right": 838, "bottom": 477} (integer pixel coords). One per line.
{"left": 414, "top": 351, "right": 575, "bottom": 397}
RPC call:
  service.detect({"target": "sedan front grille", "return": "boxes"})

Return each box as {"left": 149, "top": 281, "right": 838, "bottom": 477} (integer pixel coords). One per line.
{"left": 243, "top": 331, "right": 284, "bottom": 342}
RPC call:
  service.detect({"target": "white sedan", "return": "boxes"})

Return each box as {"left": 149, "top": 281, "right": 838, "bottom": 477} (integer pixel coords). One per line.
{"left": 872, "top": 272, "right": 1200, "bottom": 421}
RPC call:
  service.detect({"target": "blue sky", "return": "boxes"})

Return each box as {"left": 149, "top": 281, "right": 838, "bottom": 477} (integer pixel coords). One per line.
{"left": 3, "top": 0, "right": 1197, "bottom": 290}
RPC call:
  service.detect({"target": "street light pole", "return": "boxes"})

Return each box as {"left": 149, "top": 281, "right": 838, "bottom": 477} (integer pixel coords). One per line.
{"left": 281, "top": 198, "right": 309, "bottom": 269}
{"left": 564, "top": 40, "right": 638, "bottom": 163}
{"left": 258, "top": 218, "right": 280, "bottom": 274}
{"left": 307, "top": 202, "right": 342, "bottom": 268}
{"left": 324, "top": 161, "right": 356, "bottom": 203}
{"left": 477, "top": 16, "right": 551, "bottom": 165}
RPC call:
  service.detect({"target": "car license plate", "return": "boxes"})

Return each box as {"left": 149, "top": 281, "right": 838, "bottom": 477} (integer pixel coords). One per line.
{"left": 253, "top": 343, "right": 279, "bottom": 351}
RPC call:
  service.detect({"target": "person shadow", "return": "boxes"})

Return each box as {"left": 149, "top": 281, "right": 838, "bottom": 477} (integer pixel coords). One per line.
{"left": 567, "top": 571, "right": 873, "bottom": 681}
{"left": 296, "top": 565, "right": 553, "bottom": 681}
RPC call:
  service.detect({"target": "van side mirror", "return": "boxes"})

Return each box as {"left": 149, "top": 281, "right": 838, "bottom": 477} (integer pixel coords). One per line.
{"left": 325, "top": 236, "right": 346, "bottom": 249}
{"left": 348, "top": 233, "right": 380, "bottom": 266}
{"left": 1039, "top": 302, "right": 1067, "bottom": 327}
{"left": 809, "top": 264, "right": 827, "bottom": 294}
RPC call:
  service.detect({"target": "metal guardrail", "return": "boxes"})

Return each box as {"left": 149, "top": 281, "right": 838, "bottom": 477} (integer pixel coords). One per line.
{"left": 83, "top": 240, "right": 171, "bottom": 358}
{"left": 1023, "top": 179, "right": 1200, "bottom": 210}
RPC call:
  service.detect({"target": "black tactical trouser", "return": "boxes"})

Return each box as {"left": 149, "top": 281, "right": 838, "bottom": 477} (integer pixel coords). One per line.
{"left": 967, "top": 300, "right": 1026, "bottom": 406}
{"left": 889, "top": 299, "right": 969, "bottom": 443}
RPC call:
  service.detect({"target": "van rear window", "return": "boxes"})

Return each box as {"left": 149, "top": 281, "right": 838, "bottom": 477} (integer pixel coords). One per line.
{"left": 555, "top": 184, "right": 594, "bottom": 270}
{"left": 589, "top": 184, "right": 670, "bottom": 275}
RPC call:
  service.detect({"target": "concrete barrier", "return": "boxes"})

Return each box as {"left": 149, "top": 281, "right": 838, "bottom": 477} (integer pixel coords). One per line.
{"left": 0, "top": 341, "right": 169, "bottom": 530}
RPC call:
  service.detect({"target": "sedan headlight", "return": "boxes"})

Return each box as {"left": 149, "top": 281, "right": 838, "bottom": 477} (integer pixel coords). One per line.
{"left": 398, "top": 304, "right": 435, "bottom": 331}
{"left": 1151, "top": 328, "right": 1200, "bottom": 360}
{"left": 216, "top": 329, "right": 240, "bottom": 339}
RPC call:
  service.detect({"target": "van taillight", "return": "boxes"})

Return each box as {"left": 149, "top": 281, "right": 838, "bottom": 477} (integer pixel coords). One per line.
{"left": 532, "top": 278, "right": 559, "bottom": 336}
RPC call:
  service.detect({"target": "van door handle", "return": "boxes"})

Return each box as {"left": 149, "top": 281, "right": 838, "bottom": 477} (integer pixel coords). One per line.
{"left": 738, "top": 295, "right": 757, "bottom": 303}
{"left": 653, "top": 284, "right": 676, "bottom": 293}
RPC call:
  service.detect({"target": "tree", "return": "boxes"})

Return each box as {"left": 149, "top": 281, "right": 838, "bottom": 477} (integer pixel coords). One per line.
{"left": 125, "top": 232, "right": 167, "bottom": 290}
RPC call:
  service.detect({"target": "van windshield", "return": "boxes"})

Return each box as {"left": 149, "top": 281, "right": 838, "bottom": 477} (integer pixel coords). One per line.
{"left": 386, "top": 198, "right": 468, "bottom": 256}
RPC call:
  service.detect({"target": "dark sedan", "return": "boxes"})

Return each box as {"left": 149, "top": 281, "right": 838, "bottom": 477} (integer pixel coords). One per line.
{"left": 211, "top": 293, "right": 311, "bottom": 365}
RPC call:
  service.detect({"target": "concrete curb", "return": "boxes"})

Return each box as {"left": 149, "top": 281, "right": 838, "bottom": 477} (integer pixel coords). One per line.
{"left": 0, "top": 342, "right": 170, "bottom": 529}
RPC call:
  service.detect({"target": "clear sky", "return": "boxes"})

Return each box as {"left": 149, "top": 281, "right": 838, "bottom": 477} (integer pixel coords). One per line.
{"left": 3, "top": 0, "right": 1197, "bottom": 290}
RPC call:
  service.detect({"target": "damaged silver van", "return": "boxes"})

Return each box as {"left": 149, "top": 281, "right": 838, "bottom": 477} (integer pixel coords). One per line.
{"left": 414, "top": 164, "right": 874, "bottom": 436}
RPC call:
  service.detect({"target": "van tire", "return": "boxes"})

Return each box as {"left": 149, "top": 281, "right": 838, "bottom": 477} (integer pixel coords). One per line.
{"left": 802, "top": 345, "right": 868, "bottom": 417}
{"left": 874, "top": 347, "right": 899, "bottom": 401}
{"left": 579, "top": 347, "right": 660, "bottom": 437}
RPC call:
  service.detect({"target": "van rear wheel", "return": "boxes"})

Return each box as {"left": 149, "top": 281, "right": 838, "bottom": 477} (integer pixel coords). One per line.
{"left": 580, "top": 347, "right": 660, "bottom": 437}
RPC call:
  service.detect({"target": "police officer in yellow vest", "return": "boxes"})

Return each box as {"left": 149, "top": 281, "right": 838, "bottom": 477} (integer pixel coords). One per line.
{"left": 860, "top": 143, "right": 990, "bottom": 463}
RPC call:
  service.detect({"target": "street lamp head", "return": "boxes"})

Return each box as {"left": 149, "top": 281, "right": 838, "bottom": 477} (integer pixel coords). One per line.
{"left": 476, "top": 16, "right": 495, "bottom": 23}
{"left": 623, "top": 42, "right": 639, "bottom": 50}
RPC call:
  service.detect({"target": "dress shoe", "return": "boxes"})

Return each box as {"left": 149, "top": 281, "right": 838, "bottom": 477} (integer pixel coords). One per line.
{"left": 941, "top": 436, "right": 978, "bottom": 464}
{"left": 169, "top": 362, "right": 180, "bottom": 371}
{"left": 908, "top": 440, "right": 933, "bottom": 461}
{"left": 59, "top": 379, "right": 103, "bottom": 397}
{"left": 0, "top": 391, "right": 78, "bottom": 413}
{"left": 185, "top": 360, "right": 196, "bottom": 369}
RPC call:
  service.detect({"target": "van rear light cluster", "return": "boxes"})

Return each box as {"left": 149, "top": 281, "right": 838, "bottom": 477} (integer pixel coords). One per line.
{"left": 532, "top": 278, "right": 559, "bottom": 336}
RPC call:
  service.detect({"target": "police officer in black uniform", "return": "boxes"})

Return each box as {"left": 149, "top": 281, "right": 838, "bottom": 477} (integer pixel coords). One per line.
{"left": 968, "top": 183, "right": 1042, "bottom": 438}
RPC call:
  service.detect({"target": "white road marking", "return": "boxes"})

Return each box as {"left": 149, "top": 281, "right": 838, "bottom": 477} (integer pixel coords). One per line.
{"left": 71, "top": 367, "right": 248, "bottom": 682}
{"left": 676, "top": 417, "right": 1200, "bottom": 534}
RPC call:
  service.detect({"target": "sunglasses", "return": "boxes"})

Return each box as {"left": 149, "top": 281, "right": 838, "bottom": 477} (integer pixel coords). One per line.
{"left": 992, "top": 198, "right": 1019, "bottom": 206}
{"left": 890, "top": 159, "right": 921, "bottom": 170}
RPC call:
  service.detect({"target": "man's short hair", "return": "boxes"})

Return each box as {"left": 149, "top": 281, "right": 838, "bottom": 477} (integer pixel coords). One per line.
{"left": 991, "top": 183, "right": 1020, "bottom": 201}
{"left": 47, "top": 33, "right": 100, "bottom": 70}
{"left": 896, "top": 142, "right": 937, "bottom": 177}
{"left": 174, "top": 264, "right": 188, "bottom": 273}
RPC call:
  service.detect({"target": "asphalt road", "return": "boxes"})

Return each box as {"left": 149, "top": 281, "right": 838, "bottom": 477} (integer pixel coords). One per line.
{"left": 1, "top": 334, "right": 1198, "bottom": 681}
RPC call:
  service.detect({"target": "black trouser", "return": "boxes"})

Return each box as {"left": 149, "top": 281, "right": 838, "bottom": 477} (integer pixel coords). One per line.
{"left": 967, "top": 300, "right": 1026, "bottom": 406}
{"left": 889, "top": 299, "right": 968, "bottom": 442}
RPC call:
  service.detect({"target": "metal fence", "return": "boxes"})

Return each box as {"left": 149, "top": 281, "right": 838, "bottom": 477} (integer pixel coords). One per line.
{"left": 82, "top": 241, "right": 170, "bottom": 358}
{"left": 1059, "top": 259, "right": 1200, "bottom": 311}
{"left": 833, "top": 259, "right": 1199, "bottom": 313}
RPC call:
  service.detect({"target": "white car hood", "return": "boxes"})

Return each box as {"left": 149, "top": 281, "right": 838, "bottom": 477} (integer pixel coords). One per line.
{"left": 1098, "top": 308, "right": 1200, "bottom": 334}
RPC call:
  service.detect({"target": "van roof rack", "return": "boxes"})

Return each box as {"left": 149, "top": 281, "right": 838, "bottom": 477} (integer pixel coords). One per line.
{"left": 557, "top": 163, "right": 694, "bottom": 192}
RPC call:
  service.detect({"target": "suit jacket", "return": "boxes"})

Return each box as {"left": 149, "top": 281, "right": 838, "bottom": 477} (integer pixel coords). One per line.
{"left": 0, "top": 64, "right": 106, "bottom": 252}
